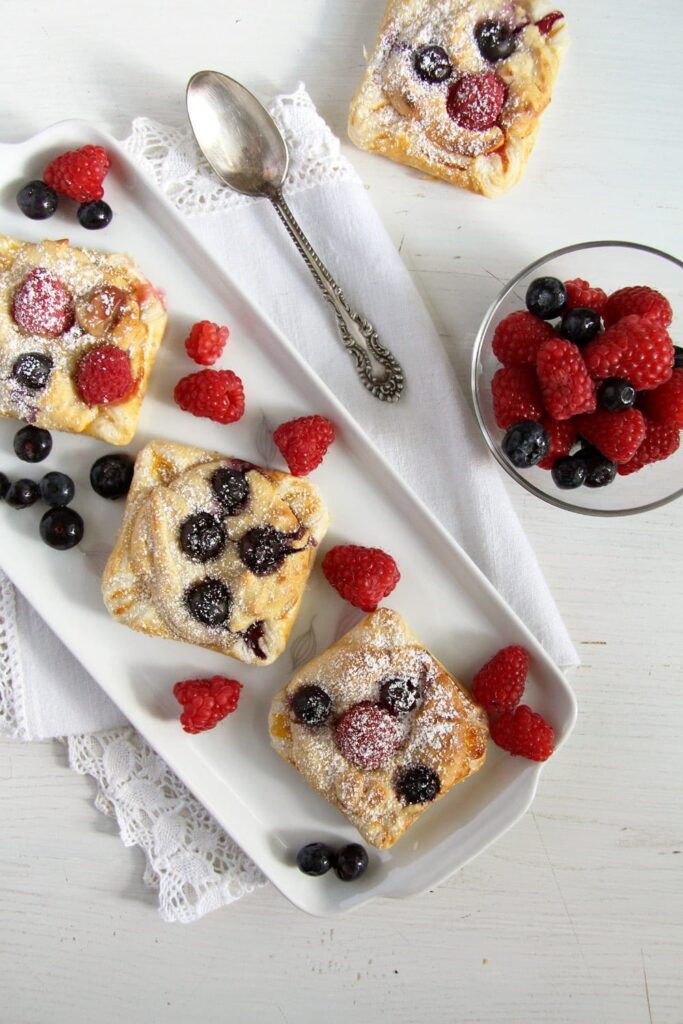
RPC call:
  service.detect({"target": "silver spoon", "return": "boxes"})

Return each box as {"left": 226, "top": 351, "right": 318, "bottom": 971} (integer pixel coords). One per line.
{"left": 186, "top": 70, "right": 405, "bottom": 403}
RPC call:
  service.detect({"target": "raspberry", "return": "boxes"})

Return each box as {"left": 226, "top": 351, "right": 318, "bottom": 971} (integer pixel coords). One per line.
{"left": 472, "top": 645, "right": 529, "bottom": 715}
{"left": 334, "top": 701, "right": 402, "bottom": 769}
{"left": 583, "top": 315, "right": 674, "bottom": 391}
{"left": 446, "top": 72, "right": 506, "bottom": 130}
{"left": 44, "top": 145, "right": 111, "bottom": 203}
{"left": 490, "top": 705, "right": 554, "bottom": 761}
{"left": 535, "top": 11, "right": 565, "bottom": 35}
{"left": 174, "top": 369, "right": 245, "bottom": 424}
{"left": 603, "top": 286, "right": 673, "bottom": 329}
{"left": 536, "top": 338, "right": 596, "bottom": 420}
{"left": 273, "top": 415, "right": 336, "bottom": 476}
{"left": 492, "top": 311, "right": 555, "bottom": 367}
{"left": 576, "top": 407, "right": 646, "bottom": 464}
{"left": 563, "top": 278, "right": 607, "bottom": 316}
{"left": 641, "top": 369, "right": 683, "bottom": 428}
{"left": 76, "top": 344, "right": 134, "bottom": 405}
{"left": 184, "top": 320, "right": 229, "bottom": 365}
{"left": 12, "top": 268, "right": 74, "bottom": 337}
{"left": 617, "top": 420, "right": 680, "bottom": 476}
{"left": 491, "top": 365, "right": 543, "bottom": 429}
{"left": 322, "top": 544, "right": 400, "bottom": 612}
{"left": 537, "top": 415, "right": 577, "bottom": 469}
{"left": 173, "top": 675, "right": 242, "bottom": 734}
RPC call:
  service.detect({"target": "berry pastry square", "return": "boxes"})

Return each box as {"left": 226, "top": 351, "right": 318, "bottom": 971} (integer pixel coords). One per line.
{"left": 102, "top": 440, "right": 330, "bottom": 665}
{"left": 0, "top": 237, "right": 167, "bottom": 444}
{"left": 269, "top": 608, "right": 488, "bottom": 848}
{"left": 348, "top": 0, "right": 567, "bottom": 196}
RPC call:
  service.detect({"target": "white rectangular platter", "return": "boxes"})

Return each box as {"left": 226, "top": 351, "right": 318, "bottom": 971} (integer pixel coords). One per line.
{"left": 0, "top": 121, "right": 576, "bottom": 916}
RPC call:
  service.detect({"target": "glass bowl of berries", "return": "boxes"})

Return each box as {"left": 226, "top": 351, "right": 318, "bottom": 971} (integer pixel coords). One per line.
{"left": 472, "top": 241, "right": 683, "bottom": 515}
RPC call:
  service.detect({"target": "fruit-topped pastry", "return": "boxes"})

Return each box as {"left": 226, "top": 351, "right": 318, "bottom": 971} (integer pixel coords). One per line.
{"left": 348, "top": 0, "right": 567, "bottom": 196}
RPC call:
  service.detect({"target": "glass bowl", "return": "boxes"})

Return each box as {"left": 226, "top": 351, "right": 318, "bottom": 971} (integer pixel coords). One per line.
{"left": 472, "top": 241, "right": 683, "bottom": 516}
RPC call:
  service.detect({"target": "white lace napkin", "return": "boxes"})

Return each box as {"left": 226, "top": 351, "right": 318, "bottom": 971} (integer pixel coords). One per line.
{"left": 0, "top": 85, "right": 578, "bottom": 922}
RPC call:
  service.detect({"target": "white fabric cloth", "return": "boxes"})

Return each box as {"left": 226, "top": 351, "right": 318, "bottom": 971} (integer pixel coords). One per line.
{"left": 0, "top": 85, "right": 578, "bottom": 921}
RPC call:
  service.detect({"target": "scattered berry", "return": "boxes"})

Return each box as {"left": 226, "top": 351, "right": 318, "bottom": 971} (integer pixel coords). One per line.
{"left": 6, "top": 478, "right": 40, "bottom": 509}
{"left": 491, "top": 365, "right": 543, "bottom": 429}
{"left": 603, "top": 286, "right": 673, "bottom": 329}
{"left": 551, "top": 454, "right": 587, "bottom": 489}
{"left": 535, "top": 11, "right": 564, "bottom": 35}
{"left": 577, "top": 446, "right": 617, "bottom": 488}
{"left": 502, "top": 419, "right": 549, "bottom": 468}
{"left": 90, "top": 453, "right": 134, "bottom": 499}
{"left": 583, "top": 315, "right": 674, "bottom": 391}
{"left": 446, "top": 72, "right": 506, "bottom": 130}
{"left": 296, "top": 843, "right": 335, "bottom": 876}
{"left": 475, "top": 19, "right": 517, "bottom": 62}
{"left": 13, "top": 268, "right": 74, "bottom": 337}
{"left": 291, "top": 685, "right": 332, "bottom": 726}
{"left": 673, "top": 346, "right": 683, "bottom": 371}
{"left": 618, "top": 420, "right": 680, "bottom": 476}
{"left": 335, "top": 843, "right": 369, "bottom": 882}
{"left": 492, "top": 310, "right": 555, "bottom": 366}
{"left": 185, "top": 578, "right": 232, "bottom": 626}
{"left": 472, "top": 644, "right": 528, "bottom": 715}
{"left": 597, "top": 377, "right": 636, "bottom": 412}
{"left": 179, "top": 512, "right": 226, "bottom": 563}
{"left": 16, "top": 180, "right": 58, "bottom": 220}
{"left": 12, "top": 352, "right": 53, "bottom": 390}
{"left": 173, "top": 675, "right": 242, "bottom": 734}
{"left": 526, "top": 276, "right": 567, "bottom": 320}
{"left": 379, "top": 676, "right": 419, "bottom": 715}
{"left": 537, "top": 415, "right": 577, "bottom": 469}
{"left": 395, "top": 764, "right": 441, "bottom": 804}
{"left": 0, "top": 473, "right": 9, "bottom": 500}
{"left": 640, "top": 369, "right": 683, "bottom": 428}
{"left": 76, "top": 344, "right": 134, "bottom": 405}
{"left": 44, "top": 144, "right": 111, "bottom": 203}
{"left": 335, "top": 701, "right": 402, "bottom": 769}
{"left": 559, "top": 307, "right": 602, "bottom": 347}
{"left": 174, "top": 369, "right": 245, "bottom": 424}
{"left": 489, "top": 704, "right": 554, "bottom": 761}
{"left": 536, "top": 337, "right": 596, "bottom": 419}
{"left": 184, "top": 320, "right": 229, "bottom": 365}
{"left": 78, "top": 200, "right": 113, "bottom": 230}
{"left": 211, "top": 466, "right": 250, "bottom": 514}
{"left": 40, "top": 471, "right": 75, "bottom": 507}
{"left": 413, "top": 44, "right": 452, "bottom": 83}
{"left": 273, "top": 415, "right": 336, "bottom": 476}
{"left": 40, "top": 507, "right": 84, "bottom": 550}
{"left": 563, "top": 278, "right": 607, "bottom": 316}
{"left": 322, "top": 544, "right": 400, "bottom": 612}
{"left": 13, "top": 425, "right": 52, "bottom": 463}
{"left": 576, "top": 407, "right": 646, "bottom": 464}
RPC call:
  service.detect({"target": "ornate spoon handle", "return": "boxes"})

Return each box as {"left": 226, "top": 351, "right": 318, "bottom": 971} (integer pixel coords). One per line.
{"left": 269, "top": 191, "right": 405, "bottom": 403}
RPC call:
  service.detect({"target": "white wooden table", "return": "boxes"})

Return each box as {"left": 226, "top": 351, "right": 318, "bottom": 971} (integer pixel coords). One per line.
{"left": 1, "top": 2, "right": 682, "bottom": 1021}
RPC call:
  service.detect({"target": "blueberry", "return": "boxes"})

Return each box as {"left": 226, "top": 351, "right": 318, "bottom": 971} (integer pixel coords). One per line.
{"left": 673, "top": 346, "right": 683, "bottom": 370}
{"left": 40, "top": 507, "right": 84, "bottom": 550}
{"left": 6, "top": 478, "right": 40, "bottom": 509}
{"left": 560, "top": 307, "right": 602, "bottom": 347}
{"left": 16, "top": 180, "right": 58, "bottom": 220}
{"left": 396, "top": 764, "right": 441, "bottom": 805}
{"left": 0, "top": 473, "right": 9, "bottom": 500}
{"left": 598, "top": 378, "right": 636, "bottom": 412}
{"left": 211, "top": 466, "right": 249, "bottom": 515}
{"left": 78, "top": 200, "right": 113, "bottom": 230}
{"left": 335, "top": 843, "right": 369, "bottom": 882}
{"left": 239, "top": 526, "right": 288, "bottom": 576}
{"left": 291, "top": 685, "right": 332, "bottom": 726}
{"left": 179, "top": 512, "right": 226, "bottom": 563}
{"left": 90, "top": 453, "right": 134, "bottom": 499}
{"left": 40, "top": 471, "right": 75, "bottom": 507}
{"left": 296, "top": 842, "right": 335, "bottom": 877}
{"left": 551, "top": 455, "right": 587, "bottom": 490}
{"left": 12, "top": 352, "right": 53, "bottom": 390}
{"left": 577, "top": 446, "right": 617, "bottom": 488}
{"left": 526, "top": 277, "right": 567, "bottom": 320}
{"left": 379, "top": 676, "right": 419, "bottom": 714}
{"left": 185, "top": 578, "right": 231, "bottom": 626}
{"left": 413, "top": 44, "right": 453, "bottom": 83}
{"left": 475, "top": 20, "right": 517, "bottom": 62}
{"left": 13, "top": 425, "right": 52, "bottom": 463}
{"left": 502, "top": 419, "right": 550, "bottom": 468}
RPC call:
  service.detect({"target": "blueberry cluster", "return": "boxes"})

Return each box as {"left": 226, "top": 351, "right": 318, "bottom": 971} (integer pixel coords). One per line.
{"left": 296, "top": 841, "right": 369, "bottom": 882}
{"left": 16, "top": 180, "right": 112, "bottom": 230}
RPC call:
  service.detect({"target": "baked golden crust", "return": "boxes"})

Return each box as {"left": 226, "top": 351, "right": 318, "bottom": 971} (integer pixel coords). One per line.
{"left": 102, "top": 440, "right": 330, "bottom": 666}
{"left": 0, "top": 237, "right": 167, "bottom": 443}
{"left": 348, "top": 0, "right": 567, "bottom": 197}
{"left": 269, "top": 608, "right": 488, "bottom": 848}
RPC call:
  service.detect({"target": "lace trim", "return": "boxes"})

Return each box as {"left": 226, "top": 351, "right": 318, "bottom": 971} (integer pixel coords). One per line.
{"left": 124, "top": 83, "right": 361, "bottom": 216}
{"left": 0, "top": 572, "right": 28, "bottom": 739}
{"left": 67, "top": 729, "right": 266, "bottom": 923}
